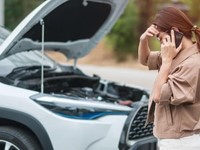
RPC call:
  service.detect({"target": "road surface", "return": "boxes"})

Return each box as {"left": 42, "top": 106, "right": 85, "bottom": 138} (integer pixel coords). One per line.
{"left": 78, "top": 65, "right": 158, "bottom": 90}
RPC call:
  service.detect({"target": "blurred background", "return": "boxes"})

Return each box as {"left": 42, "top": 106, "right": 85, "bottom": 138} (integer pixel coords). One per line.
{"left": 0, "top": 0, "right": 200, "bottom": 70}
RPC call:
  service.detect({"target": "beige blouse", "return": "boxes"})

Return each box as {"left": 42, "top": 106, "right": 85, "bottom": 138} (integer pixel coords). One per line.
{"left": 146, "top": 44, "right": 200, "bottom": 138}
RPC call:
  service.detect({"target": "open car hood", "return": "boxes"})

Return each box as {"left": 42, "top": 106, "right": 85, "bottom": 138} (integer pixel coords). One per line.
{"left": 0, "top": 0, "right": 129, "bottom": 60}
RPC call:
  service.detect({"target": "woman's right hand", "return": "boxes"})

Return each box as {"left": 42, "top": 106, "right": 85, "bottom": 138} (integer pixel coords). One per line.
{"left": 138, "top": 25, "right": 159, "bottom": 66}
{"left": 140, "top": 24, "right": 159, "bottom": 40}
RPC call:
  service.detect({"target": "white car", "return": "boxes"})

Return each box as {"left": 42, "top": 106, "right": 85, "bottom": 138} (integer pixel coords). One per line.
{"left": 0, "top": 0, "right": 156, "bottom": 150}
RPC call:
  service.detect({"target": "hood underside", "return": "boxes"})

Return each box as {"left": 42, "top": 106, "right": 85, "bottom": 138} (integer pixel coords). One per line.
{"left": 0, "top": 0, "right": 129, "bottom": 60}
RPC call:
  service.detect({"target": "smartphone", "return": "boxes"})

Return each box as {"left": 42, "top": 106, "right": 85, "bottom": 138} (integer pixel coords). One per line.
{"left": 174, "top": 30, "right": 183, "bottom": 48}
{"left": 165, "top": 30, "right": 183, "bottom": 48}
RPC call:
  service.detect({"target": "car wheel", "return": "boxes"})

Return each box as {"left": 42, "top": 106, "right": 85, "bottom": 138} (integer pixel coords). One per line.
{"left": 0, "top": 126, "right": 42, "bottom": 150}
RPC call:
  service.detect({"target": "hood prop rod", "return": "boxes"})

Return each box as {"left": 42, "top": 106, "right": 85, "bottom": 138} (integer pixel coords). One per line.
{"left": 73, "top": 58, "right": 77, "bottom": 71}
{"left": 40, "top": 19, "right": 45, "bottom": 94}
{"left": 83, "top": 0, "right": 88, "bottom": 6}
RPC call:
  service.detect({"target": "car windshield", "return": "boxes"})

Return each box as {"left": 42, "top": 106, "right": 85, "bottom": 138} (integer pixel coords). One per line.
{"left": 0, "top": 50, "right": 56, "bottom": 76}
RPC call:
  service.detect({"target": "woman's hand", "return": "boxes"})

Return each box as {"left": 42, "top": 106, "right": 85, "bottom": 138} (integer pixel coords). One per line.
{"left": 140, "top": 24, "right": 159, "bottom": 40}
{"left": 161, "top": 30, "right": 182, "bottom": 63}
{"left": 138, "top": 25, "right": 159, "bottom": 66}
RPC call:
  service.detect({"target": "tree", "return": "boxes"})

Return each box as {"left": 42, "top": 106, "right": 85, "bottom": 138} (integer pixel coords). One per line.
{"left": 106, "top": 0, "right": 171, "bottom": 60}
{"left": 106, "top": 0, "right": 139, "bottom": 61}
{"left": 5, "top": 0, "right": 43, "bottom": 30}
{"left": 180, "top": 0, "right": 200, "bottom": 25}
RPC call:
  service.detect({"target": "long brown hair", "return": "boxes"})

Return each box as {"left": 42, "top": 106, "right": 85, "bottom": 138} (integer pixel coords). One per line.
{"left": 153, "top": 6, "right": 200, "bottom": 50}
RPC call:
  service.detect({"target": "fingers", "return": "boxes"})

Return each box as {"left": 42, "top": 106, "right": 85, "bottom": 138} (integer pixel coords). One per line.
{"left": 171, "top": 30, "right": 175, "bottom": 44}
{"left": 176, "top": 42, "right": 183, "bottom": 53}
{"left": 162, "top": 35, "right": 171, "bottom": 45}
{"left": 146, "top": 25, "right": 159, "bottom": 37}
{"left": 162, "top": 34, "right": 176, "bottom": 47}
{"left": 161, "top": 33, "right": 179, "bottom": 61}
{"left": 151, "top": 25, "right": 159, "bottom": 34}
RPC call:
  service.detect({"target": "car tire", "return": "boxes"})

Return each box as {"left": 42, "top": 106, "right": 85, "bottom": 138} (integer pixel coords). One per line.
{"left": 0, "top": 126, "right": 42, "bottom": 150}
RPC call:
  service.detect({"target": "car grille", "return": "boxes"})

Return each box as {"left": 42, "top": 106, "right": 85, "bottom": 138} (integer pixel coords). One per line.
{"left": 128, "top": 105, "right": 153, "bottom": 140}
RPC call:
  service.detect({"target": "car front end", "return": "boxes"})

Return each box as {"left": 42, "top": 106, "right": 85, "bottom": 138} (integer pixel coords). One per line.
{"left": 0, "top": 0, "right": 156, "bottom": 150}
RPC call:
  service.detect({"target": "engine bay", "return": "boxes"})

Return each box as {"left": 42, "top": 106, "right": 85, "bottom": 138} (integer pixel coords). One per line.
{"left": 2, "top": 67, "right": 147, "bottom": 107}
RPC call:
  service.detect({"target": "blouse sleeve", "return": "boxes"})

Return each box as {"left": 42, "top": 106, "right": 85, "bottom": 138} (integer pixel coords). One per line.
{"left": 147, "top": 51, "right": 161, "bottom": 70}
{"left": 159, "top": 65, "right": 200, "bottom": 105}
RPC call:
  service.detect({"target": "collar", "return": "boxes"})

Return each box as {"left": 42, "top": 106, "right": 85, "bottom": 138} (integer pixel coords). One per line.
{"left": 170, "top": 44, "right": 199, "bottom": 71}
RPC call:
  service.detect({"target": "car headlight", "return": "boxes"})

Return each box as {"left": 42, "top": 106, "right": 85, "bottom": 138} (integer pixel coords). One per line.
{"left": 31, "top": 94, "right": 131, "bottom": 120}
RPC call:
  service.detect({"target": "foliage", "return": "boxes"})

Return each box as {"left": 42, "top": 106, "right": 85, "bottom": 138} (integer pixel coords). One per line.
{"left": 106, "top": 0, "right": 170, "bottom": 60}
{"left": 106, "top": 0, "right": 139, "bottom": 60}
{"left": 179, "top": 0, "right": 200, "bottom": 25}
{"left": 5, "top": 0, "right": 43, "bottom": 30}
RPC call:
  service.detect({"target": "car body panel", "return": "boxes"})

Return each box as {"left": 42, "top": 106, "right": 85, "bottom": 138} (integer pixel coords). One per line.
{"left": 0, "top": 83, "right": 128, "bottom": 150}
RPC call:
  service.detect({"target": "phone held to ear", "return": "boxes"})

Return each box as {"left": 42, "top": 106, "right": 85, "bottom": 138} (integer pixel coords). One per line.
{"left": 174, "top": 30, "right": 183, "bottom": 48}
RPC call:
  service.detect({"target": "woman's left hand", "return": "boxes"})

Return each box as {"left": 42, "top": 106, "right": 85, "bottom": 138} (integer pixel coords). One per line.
{"left": 161, "top": 30, "right": 182, "bottom": 63}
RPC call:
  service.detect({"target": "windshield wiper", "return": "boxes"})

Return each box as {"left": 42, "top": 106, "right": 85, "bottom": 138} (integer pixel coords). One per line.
{"left": 7, "top": 65, "right": 56, "bottom": 79}
{"left": 13, "top": 65, "right": 54, "bottom": 73}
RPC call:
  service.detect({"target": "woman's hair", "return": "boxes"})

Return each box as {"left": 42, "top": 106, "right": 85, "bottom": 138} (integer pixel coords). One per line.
{"left": 153, "top": 6, "right": 200, "bottom": 50}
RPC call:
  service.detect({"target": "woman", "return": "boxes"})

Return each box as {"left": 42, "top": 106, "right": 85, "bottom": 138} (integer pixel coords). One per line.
{"left": 138, "top": 6, "right": 200, "bottom": 150}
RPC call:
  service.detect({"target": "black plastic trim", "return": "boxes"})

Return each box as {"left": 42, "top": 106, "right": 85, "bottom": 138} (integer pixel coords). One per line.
{"left": 119, "top": 103, "right": 141, "bottom": 150}
{"left": 129, "top": 137, "right": 157, "bottom": 150}
{"left": 0, "top": 107, "right": 53, "bottom": 150}
{"left": 119, "top": 102, "right": 156, "bottom": 150}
